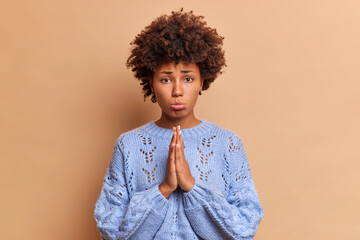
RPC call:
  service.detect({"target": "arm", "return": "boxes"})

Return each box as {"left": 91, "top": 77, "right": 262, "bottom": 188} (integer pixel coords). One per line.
{"left": 94, "top": 138, "right": 170, "bottom": 240}
{"left": 182, "top": 135, "right": 264, "bottom": 240}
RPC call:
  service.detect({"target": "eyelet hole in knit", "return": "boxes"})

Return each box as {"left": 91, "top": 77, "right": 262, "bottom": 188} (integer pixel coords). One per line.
{"left": 221, "top": 173, "right": 228, "bottom": 192}
{"left": 173, "top": 211, "right": 178, "bottom": 223}
{"left": 196, "top": 165, "right": 212, "bottom": 181}
{"left": 222, "top": 154, "right": 230, "bottom": 192}
{"left": 196, "top": 135, "right": 216, "bottom": 182}
{"left": 197, "top": 148, "right": 213, "bottom": 165}
{"left": 196, "top": 136, "right": 216, "bottom": 182}
{"left": 228, "top": 136, "right": 240, "bottom": 152}
{"left": 119, "top": 135, "right": 125, "bottom": 149}
{"left": 142, "top": 165, "right": 158, "bottom": 183}
{"left": 140, "top": 147, "right": 156, "bottom": 163}
{"left": 137, "top": 133, "right": 152, "bottom": 145}
{"left": 128, "top": 172, "right": 134, "bottom": 192}
{"left": 201, "top": 135, "right": 216, "bottom": 147}
{"left": 138, "top": 134, "right": 158, "bottom": 185}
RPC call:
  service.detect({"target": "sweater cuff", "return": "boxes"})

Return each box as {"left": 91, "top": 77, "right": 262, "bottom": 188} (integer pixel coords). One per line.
{"left": 129, "top": 184, "right": 170, "bottom": 216}
{"left": 183, "top": 182, "right": 224, "bottom": 210}
{"left": 152, "top": 184, "right": 170, "bottom": 215}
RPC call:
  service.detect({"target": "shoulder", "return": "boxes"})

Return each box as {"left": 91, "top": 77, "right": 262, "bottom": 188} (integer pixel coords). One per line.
{"left": 203, "top": 120, "right": 246, "bottom": 157}
{"left": 114, "top": 121, "right": 153, "bottom": 149}
{"left": 205, "top": 120, "right": 243, "bottom": 143}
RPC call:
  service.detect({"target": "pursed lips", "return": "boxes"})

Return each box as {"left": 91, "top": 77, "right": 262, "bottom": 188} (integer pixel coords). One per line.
{"left": 173, "top": 102, "right": 185, "bottom": 105}
{"left": 171, "top": 102, "right": 186, "bottom": 110}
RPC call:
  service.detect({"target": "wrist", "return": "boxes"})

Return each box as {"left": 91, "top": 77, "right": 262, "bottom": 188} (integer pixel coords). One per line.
{"left": 159, "top": 182, "right": 173, "bottom": 199}
{"left": 183, "top": 177, "right": 195, "bottom": 192}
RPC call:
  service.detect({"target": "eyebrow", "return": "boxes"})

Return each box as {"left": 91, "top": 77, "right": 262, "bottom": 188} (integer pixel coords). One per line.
{"left": 160, "top": 70, "right": 195, "bottom": 74}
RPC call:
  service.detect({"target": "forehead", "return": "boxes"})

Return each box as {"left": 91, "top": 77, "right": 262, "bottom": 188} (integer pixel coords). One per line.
{"left": 156, "top": 61, "right": 199, "bottom": 73}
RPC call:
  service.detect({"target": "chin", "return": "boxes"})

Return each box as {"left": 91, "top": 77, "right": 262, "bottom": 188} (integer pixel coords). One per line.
{"left": 167, "top": 110, "right": 189, "bottom": 119}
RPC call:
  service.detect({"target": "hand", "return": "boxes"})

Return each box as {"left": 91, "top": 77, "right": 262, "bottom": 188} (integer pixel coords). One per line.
{"left": 159, "top": 127, "right": 178, "bottom": 198}
{"left": 175, "top": 126, "right": 195, "bottom": 192}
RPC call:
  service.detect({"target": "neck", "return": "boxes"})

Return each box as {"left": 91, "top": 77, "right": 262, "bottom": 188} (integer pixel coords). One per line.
{"left": 155, "top": 111, "right": 202, "bottom": 129}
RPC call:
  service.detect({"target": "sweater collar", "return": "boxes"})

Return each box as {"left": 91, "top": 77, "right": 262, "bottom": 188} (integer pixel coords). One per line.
{"left": 142, "top": 120, "right": 214, "bottom": 139}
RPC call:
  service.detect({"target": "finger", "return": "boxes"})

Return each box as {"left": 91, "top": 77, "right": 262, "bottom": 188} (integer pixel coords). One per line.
{"left": 173, "top": 127, "right": 177, "bottom": 142}
{"left": 168, "top": 127, "right": 176, "bottom": 164}
{"left": 179, "top": 128, "right": 184, "bottom": 150}
{"left": 172, "top": 127, "right": 176, "bottom": 142}
{"left": 169, "top": 127, "right": 176, "bottom": 152}
{"left": 170, "top": 143, "right": 176, "bottom": 169}
{"left": 167, "top": 140, "right": 173, "bottom": 165}
{"left": 177, "top": 125, "right": 181, "bottom": 146}
{"left": 176, "top": 143, "right": 182, "bottom": 165}
{"left": 175, "top": 125, "right": 184, "bottom": 151}
{"left": 173, "top": 128, "right": 177, "bottom": 156}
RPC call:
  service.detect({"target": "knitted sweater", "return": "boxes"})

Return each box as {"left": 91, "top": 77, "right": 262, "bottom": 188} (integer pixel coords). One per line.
{"left": 94, "top": 120, "right": 264, "bottom": 240}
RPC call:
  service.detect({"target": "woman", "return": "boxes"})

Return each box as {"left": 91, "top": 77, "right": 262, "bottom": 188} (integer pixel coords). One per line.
{"left": 94, "top": 9, "right": 264, "bottom": 240}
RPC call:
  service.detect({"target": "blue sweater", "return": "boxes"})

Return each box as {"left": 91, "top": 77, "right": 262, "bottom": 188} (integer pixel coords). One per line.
{"left": 94, "top": 120, "right": 264, "bottom": 239}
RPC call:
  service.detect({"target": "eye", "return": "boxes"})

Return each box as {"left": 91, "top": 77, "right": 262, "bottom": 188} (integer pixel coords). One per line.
{"left": 184, "top": 77, "right": 193, "bottom": 83}
{"left": 160, "top": 78, "right": 170, "bottom": 83}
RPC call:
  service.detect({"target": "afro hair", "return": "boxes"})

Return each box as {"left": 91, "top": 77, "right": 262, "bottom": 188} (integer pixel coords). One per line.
{"left": 126, "top": 8, "right": 226, "bottom": 102}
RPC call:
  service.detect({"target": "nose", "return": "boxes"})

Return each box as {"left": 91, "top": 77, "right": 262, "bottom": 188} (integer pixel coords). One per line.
{"left": 172, "top": 79, "right": 183, "bottom": 97}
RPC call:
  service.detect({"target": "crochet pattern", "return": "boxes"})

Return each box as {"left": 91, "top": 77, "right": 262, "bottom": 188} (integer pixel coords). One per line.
{"left": 94, "top": 120, "right": 263, "bottom": 239}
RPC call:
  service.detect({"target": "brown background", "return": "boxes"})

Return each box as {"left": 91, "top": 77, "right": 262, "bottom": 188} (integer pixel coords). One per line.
{"left": 1, "top": 0, "right": 359, "bottom": 239}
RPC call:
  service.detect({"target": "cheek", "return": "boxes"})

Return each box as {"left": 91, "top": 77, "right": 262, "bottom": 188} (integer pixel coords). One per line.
{"left": 154, "top": 89, "right": 170, "bottom": 106}
{"left": 188, "top": 89, "right": 200, "bottom": 104}
{"left": 155, "top": 88, "right": 169, "bottom": 99}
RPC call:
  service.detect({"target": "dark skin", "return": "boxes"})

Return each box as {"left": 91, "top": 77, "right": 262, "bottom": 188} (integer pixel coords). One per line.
{"left": 150, "top": 61, "right": 202, "bottom": 198}
{"left": 159, "top": 126, "right": 195, "bottom": 198}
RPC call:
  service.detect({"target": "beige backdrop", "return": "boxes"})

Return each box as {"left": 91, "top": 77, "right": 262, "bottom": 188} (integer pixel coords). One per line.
{"left": 1, "top": 0, "right": 359, "bottom": 239}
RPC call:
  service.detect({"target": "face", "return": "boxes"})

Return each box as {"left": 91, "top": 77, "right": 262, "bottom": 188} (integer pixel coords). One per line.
{"left": 151, "top": 61, "right": 203, "bottom": 123}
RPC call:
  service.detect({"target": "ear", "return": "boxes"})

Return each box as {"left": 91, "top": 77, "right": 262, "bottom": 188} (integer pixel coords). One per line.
{"left": 200, "top": 78, "right": 204, "bottom": 90}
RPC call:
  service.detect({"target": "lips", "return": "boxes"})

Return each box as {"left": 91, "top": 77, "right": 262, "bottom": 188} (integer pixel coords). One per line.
{"left": 171, "top": 102, "right": 186, "bottom": 110}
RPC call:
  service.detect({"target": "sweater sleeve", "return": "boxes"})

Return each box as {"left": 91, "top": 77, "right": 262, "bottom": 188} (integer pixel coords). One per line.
{"left": 94, "top": 138, "right": 171, "bottom": 240}
{"left": 182, "top": 135, "right": 264, "bottom": 240}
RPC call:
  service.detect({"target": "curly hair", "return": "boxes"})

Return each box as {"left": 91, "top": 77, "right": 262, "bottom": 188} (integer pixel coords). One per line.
{"left": 126, "top": 8, "right": 226, "bottom": 103}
